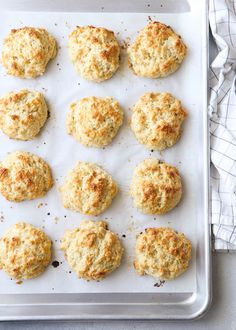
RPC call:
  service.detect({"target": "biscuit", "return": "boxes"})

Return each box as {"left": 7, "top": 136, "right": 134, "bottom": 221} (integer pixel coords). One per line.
{"left": 61, "top": 220, "right": 123, "bottom": 280}
{"left": 67, "top": 96, "right": 123, "bottom": 147}
{"left": 0, "top": 151, "right": 53, "bottom": 202}
{"left": 130, "top": 159, "right": 182, "bottom": 215}
{"left": 68, "top": 25, "right": 120, "bottom": 82}
{"left": 0, "top": 222, "right": 52, "bottom": 280}
{"left": 128, "top": 22, "right": 187, "bottom": 78}
{"left": 0, "top": 89, "right": 48, "bottom": 140}
{"left": 60, "top": 162, "right": 118, "bottom": 215}
{"left": 134, "top": 227, "right": 192, "bottom": 280}
{"left": 2, "top": 27, "right": 57, "bottom": 78}
{"left": 130, "top": 92, "right": 187, "bottom": 150}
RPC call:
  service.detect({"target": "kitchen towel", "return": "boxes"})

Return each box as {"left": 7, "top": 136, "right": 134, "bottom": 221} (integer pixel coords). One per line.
{"left": 209, "top": 0, "right": 236, "bottom": 250}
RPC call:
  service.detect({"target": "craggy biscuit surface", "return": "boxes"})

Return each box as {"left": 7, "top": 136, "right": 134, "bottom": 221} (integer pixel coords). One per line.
{"left": 131, "top": 92, "right": 187, "bottom": 150}
{"left": 67, "top": 96, "right": 123, "bottom": 147}
{"left": 60, "top": 162, "right": 118, "bottom": 215}
{"left": 0, "top": 222, "right": 52, "bottom": 280}
{"left": 2, "top": 27, "right": 57, "bottom": 78}
{"left": 128, "top": 22, "right": 187, "bottom": 78}
{"left": 61, "top": 220, "right": 123, "bottom": 280}
{"left": 0, "top": 151, "right": 53, "bottom": 202}
{"left": 68, "top": 25, "right": 120, "bottom": 82}
{"left": 130, "top": 159, "right": 182, "bottom": 215}
{"left": 134, "top": 227, "right": 192, "bottom": 280}
{"left": 0, "top": 89, "right": 48, "bottom": 140}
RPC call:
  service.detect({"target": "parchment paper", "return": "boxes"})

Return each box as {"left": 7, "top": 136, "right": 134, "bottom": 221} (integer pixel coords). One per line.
{"left": 0, "top": 9, "right": 203, "bottom": 293}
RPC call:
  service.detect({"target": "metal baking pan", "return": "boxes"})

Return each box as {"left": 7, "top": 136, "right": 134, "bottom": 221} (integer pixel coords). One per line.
{"left": 0, "top": 0, "right": 211, "bottom": 320}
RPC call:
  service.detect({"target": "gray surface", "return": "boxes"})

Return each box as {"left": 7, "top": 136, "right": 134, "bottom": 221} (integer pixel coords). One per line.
{"left": 0, "top": 253, "right": 235, "bottom": 329}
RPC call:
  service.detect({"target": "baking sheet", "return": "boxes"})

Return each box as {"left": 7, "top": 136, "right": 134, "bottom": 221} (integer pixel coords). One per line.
{"left": 0, "top": 10, "right": 203, "bottom": 294}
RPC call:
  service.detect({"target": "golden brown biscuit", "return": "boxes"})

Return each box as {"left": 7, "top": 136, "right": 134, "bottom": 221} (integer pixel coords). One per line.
{"left": 128, "top": 22, "right": 187, "bottom": 78}
{"left": 67, "top": 96, "right": 123, "bottom": 147}
{"left": 134, "top": 227, "right": 192, "bottom": 280}
{"left": 0, "top": 89, "right": 48, "bottom": 140}
{"left": 2, "top": 27, "right": 57, "bottom": 78}
{"left": 130, "top": 92, "right": 187, "bottom": 150}
{"left": 0, "top": 151, "right": 53, "bottom": 202}
{"left": 61, "top": 220, "right": 123, "bottom": 280}
{"left": 60, "top": 162, "right": 118, "bottom": 215}
{"left": 0, "top": 222, "right": 52, "bottom": 280}
{"left": 130, "top": 159, "right": 182, "bottom": 215}
{"left": 68, "top": 25, "right": 120, "bottom": 82}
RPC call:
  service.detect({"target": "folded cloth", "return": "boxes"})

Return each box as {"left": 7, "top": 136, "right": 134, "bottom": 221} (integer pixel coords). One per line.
{"left": 209, "top": 0, "right": 236, "bottom": 250}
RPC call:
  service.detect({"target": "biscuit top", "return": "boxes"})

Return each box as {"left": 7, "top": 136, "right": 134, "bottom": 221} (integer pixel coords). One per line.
{"left": 0, "top": 222, "right": 52, "bottom": 280}
{"left": 134, "top": 227, "right": 192, "bottom": 280}
{"left": 131, "top": 92, "right": 187, "bottom": 150}
{"left": 2, "top": 27, "right": 57, "bottom": 78}
{"left": 61, "top": 220, "right": 123, "bottom": 280}
{"left": 0, "top": 89, "right": 48, "bottom": 140}
{"left": 60, "top": 162, "right": 118, "bottom": 215}
{"left": 128, "top": 22, "right": 187, "bottom": 78}
{"left": 130, "top": 159, "right": 182, "bottom": 215}
{"left": 0, "top": 151, "right": 53, "bottom": 202}
{"left": 68, "top": 25, "right": 120, "bottom": 82}
{"left": 67, "top": 96, "right": 123, "bottom": 147}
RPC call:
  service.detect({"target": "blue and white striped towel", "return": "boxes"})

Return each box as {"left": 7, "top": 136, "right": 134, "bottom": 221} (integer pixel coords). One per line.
{"left": 209, "top": 0, "right": 236, "bottom": 250}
